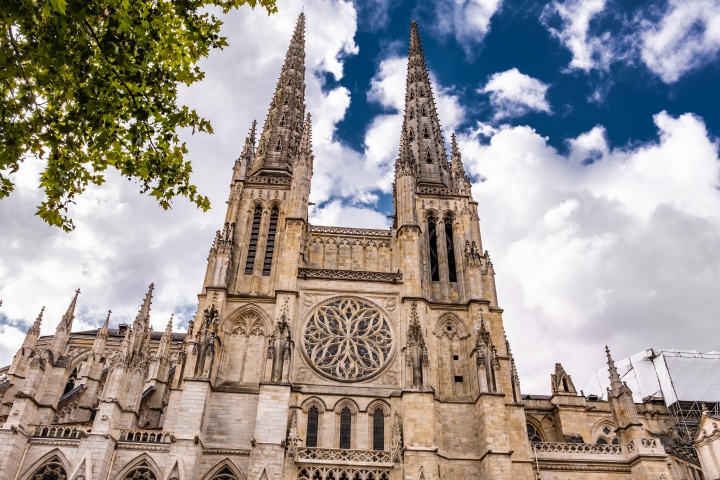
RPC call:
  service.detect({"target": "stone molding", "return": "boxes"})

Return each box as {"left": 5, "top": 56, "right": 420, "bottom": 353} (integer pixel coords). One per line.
{"left": 308, "top": 226, "right": 392, "bottom": 237}
{"left": 295, "top": 447, "right": 393, "bottom": 467}
{"left": 298, "top": 268, "right": 402, "bottom": 283}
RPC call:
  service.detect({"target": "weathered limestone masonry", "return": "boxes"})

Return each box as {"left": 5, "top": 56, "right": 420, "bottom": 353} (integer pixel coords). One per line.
{"left": 0, "top": 14, "right": 705, "bottom": 480}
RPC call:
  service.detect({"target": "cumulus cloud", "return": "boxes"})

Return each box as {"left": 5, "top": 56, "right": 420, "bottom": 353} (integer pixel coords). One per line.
{"left": 460, "top": 111, "right": 720, "bottom": 393}
{"left": 640, "top": 0, "right": 720, "bottom": 83}
{"left": 417, "top": 0, "right": 503, "bottom": 55}
{"left": 480, "top": 68, "right": 552, "bottom": 120}
{"left": 543, "top": 0, "right": 720, "bottom": 84}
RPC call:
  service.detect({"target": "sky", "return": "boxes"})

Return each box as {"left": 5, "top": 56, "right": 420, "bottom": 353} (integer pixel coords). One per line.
{"left": 1, "top": 0, "right": 720, "bottom": 395}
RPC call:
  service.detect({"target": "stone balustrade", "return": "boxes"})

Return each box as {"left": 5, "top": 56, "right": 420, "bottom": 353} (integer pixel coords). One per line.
{"left": 533, "top": 442, "right": 623, "bottom": 455}
{"left": 295, "top": 447, "right": 393, "bottom": 466}
{"left": 32, "top": 425, "right": 88, "bottom": 439}
{"left": 119, "top": 429, "right": 174, "bottom": 444}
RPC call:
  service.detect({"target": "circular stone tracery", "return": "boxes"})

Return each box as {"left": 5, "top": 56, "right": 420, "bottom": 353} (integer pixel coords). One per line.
{"left": 303, "top": 297, "right": 393, "bottom": 382}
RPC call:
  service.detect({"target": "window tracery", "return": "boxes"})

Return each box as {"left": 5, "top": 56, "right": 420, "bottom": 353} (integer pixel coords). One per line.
{"left": 210, "top": 467, "right": 237, "bottom": 480}
{"left": 62, "top": 368, "right": 77, "bottom": 395}
{"left": 122, "top": 462, "right": 157, "bottom": 480}
{"left": 302, "top": 298, "right": 393, "bottom": 382}
{"left": 527, "top": 423, "right": 543, "bottom": 443}
{"left": 31, "top": 458, "right": 67, "bottom": 480}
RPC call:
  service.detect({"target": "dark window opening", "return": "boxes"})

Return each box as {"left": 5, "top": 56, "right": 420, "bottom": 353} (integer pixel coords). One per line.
{"left": 408, "top": 128, "right": 414, "bottom": 141}
{"left": 426, "top": 148, "right": 432, "bottom": 163}
{"left": 409, "top": 108, "right": 415, "bottom": 119}
{"left": 339, "top": 407, "right": 351, "bottom": 449}
{"left": 428, "top": 216, "right": 439, "bottom": 281}
{"left": 453, "top": 355, "right": 459, "bottom": 361}
{"left": 245, "top": 205, "right": 262, "bottom": 274}
{"left": 444, "top": 217, "right": 457, "bottom": 282}
{"left": 421, "top": 104, "right": 427, "bottom": 116}
{"left": 263, "top": 205, "right": 279, "bottom": 276}
{"left": 423, "top": 125, "right": 430, "bottom": 139}
{"left": 280, "top": 114, "right": 286, "bottom": 127}
{"left": 274, "top": 139, "right": 282, "bottom": 151}
{"left": 596, "top": 438, "right": 608, "bottom": 445}
{"left": 454, "top": 375, "right": 463, "bottom": 383}
{"left": 63, "top": 368, "right": 78, "bottom": 395}
{"left": 527, "top": 424, "right": 543, "bottom": 443}
{"left": 372, "top": 408, "right": 384, "bottom": 451}
{"left": 562, "top": 378, "right": 569, "bottom": 392}
{"left": 306, "top": 406, "right": 319, "bottom": 448}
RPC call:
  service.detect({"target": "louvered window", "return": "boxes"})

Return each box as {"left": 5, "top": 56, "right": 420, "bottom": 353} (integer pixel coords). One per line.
{"left": 306, "top": 406, "right": 319, "bottom": 447}
{"left": 263, "top": 205, "right": 279, "bottom": 275}
{"left": 372, "top": 409, "right": 384, "bottom": 450}
{"left": 245, "top": 205, "right": 262, "bottom": 274}
{"left": 428, "top": 215, "right": 439, "bottom": 281}
{"left": 339, "top": 407, "right": 351, "bottom": 449}
{"left": 445, "top": 215, "right": 457, "bottom": 282}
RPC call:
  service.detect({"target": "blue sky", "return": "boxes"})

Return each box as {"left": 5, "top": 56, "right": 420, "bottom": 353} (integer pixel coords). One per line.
{"left": 1, "top": 0, "right": 720, "bottom": 394}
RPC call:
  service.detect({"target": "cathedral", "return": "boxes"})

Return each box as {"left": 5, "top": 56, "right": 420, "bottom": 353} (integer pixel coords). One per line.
{"left": 0, "top": 14, "right": 712, "bottom": 480}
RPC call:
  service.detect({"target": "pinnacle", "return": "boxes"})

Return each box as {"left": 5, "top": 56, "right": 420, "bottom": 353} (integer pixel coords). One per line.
{"left": 165, "top": 314, "right": 174, "bottom": 335}
{"left": 60, "top": 288, "right": 80, "bottom": 329}
{"left": 299, "top": 113, "right": 313, "bottom": 154}
{"left": 136, "top": 283, "right": 154, "bottom": 322}
{"left": 99, "top": 310, "right": 111, "bottom": 334}
{"left": 606, "top": 345, "right": 623, "bottom": 390}
{"left": 32, "top": 306, "right": 45, "bottom": 332}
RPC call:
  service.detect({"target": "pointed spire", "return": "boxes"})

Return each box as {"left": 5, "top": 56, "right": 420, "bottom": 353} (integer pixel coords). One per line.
{"left": 59, "top": 288, "right": 80, "bottom": 332}
{"left": 296, "top": 113, "right": 314, "bottom": 167}
{"left": 92, "top": 310, "right": 111, "bottom": 355}
{"left": 397, "top": 21, "right": 450, "bottom": 187}
{"left": 22, "top": 306, "right": 44, "bottom": 349}
{"left": 250, "top": 12, "right": 306, "bottom": 177}
{"left": 156, "top": 314, "right": 174, "bottom": 360}
{"left": 606, "top": 346, "right": 623, "bottom": 391}
{"left": 450, "top": 133, "right": 469, "bottom": 189}
{"left": 235, "top": 120, "right": 257, "bottom": 178}
{"left": 135, "top": 283, "right": 154, "bottom": 326}
{"left": 129, "top": 283, "right": 154, "bottom": 356}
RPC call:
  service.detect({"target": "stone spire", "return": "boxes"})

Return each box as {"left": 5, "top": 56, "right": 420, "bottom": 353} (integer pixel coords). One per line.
{"left": 156, "top": 315, "right": 174, "bottom": 360}
{"left": 297, "top": 112, "right": 313, "bottom": 166}
{"left": 288, "top": 113, "right": 314, "bottom": 221}
{"left": 22, "top": 306, "right": 44, "bottom": 350}
{"left": 250, "top": 12, "right": 306, "bottom": 177}
{"left": 92, "top": 310, "right": 111, "bottom": 356}
{"left": 397, "top": 21, "right": 450, "bottom": 187}
{"left": 234, "top": 120, "right": 257, "bottom": 180}
{"left": 50, "top": 289, "right": 80, "bottom": 355}
{"left": 130, "top": 284, "right": 154, "bottom": 355}
{"left": 450, "top": 133, "right": 470, "bottom": 190}
{"left": 606, "top": 345, "right": 623, "bottom": 391}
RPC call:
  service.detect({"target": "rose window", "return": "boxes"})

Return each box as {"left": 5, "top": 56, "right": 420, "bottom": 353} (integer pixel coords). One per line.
{"left": 303, "top": 297, "right": 393, "bottom": 381}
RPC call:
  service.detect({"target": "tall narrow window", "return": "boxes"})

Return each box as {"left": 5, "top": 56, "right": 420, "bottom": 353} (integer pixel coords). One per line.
{"left": 306, "top": 406, "right": 319, "bottom": 448}
{"left": 339, "top": 407, "right": 351, "bottom": 449}
{"left": 423, "top": 125, "right": 430, "bottom": 138}
{"left": 63, "top": 368, "right": 78, "bottom": 395}
{"left": 263, "top": 205, "right": 279, "bottom": 275}
{"left": 373, "top": 408, "right": 384, "bottom": 451}
{"left": 428, "top": 215, "right": 439, "bottom": 281}
{"left": 444, "top": 216, "right": 457, "bottom": 282}
{"left": 245, "top": 205, "right": 262, "bottom": 274}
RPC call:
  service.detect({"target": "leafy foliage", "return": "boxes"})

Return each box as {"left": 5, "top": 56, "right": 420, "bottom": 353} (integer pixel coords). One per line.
{"left": 1, "top": 0, "right": 276, "bottom": 230}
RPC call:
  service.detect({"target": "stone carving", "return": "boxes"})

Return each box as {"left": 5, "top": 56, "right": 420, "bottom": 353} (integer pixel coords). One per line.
{"left": 297, "top": 466, "right": 390, "bottom": 480}
{"left": 309, "top": 225, "right": 391, "bottom": 237}
{"left": 296, "top": 447, "right": 392, "bottom": 464}
{"left": 391, "top": 413, "right": 403, "bottom": 464}
{"left": 416, "top": 186, "right": 465, "bottom": 196}
{"left": 298, "top": 268, "right": 402, "bottom": 283}
{"left": 303, "top": 297, "right": 393, "bottom": 382}
{"left": 464, "top": 240, "right": 483, "bottom": 267}
{"left": 246, "top": 176, "right": 292, "bottom": 185}
{"left": 286, "top": 410, "right": 300, "bottom": 457}
{"left": 533, "top": 442, "right": 622, "bottom": 455}
{"left": 231, "top": 313, "right": 264, "bottom": 337}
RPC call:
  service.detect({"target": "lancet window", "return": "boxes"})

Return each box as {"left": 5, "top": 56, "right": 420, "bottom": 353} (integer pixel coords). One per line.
{"left": 62, "top": 367, "right": 77, "bottom": 395}
{"left": 244, "top": 205, "right": 262, "bottom": 274}
{"left": 423, "top": 125, "right": 430, "bottom": 139}
{"left": 263, "top": 205, "right": 279, "bottom": 275}
{"left": 339, "top": 407, "right": 352, "bottom": 449}
{"left": 306, "top": 406, "right": 319, "bottom": 448}
{"left": 30, "top": 458, "right": 67, "bottom": 480}
{"left": 444, "top": 215, "right": 457, "bottom": 282}
{"left": 123, "top": 462, "right": 157, "bottom": 480}
{"left": 527, "top": 423, "right": 543, "bottom": 443}
{"left": 372, "top": 408, "right": 384, "bottom": 450}
{"left": 427, "top": 214, "right": 440, "bottom": 282}
{"left": 409, "top": 108, "right": 415, "bottom": 119}
{"left": 211, "top": 467, "right": 237, "bottom": 480}
{"left": 408, "top": 128, "right": 415, "bottom": 141}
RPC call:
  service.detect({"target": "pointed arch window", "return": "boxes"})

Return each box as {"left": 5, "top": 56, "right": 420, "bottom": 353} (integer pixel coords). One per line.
{"left": 306, "top": 406, "right": 319, "bottom": 447}
{"left": 409, "top": 90, "right": 415, "bottom": 100}
{"left": 444, "top": 215, "right": 457, "bottom": 282}
{"left": 283, "top": 95, "right": 289, "bottom": 105}
{"left": 419, "top": 86, "right": 425, "bottom": 97}
{"left": 527, "top": 423, "right": 543, "bottom": 443}
{"left": 408, "top": 128, "right": 415, "bottom": 141}
{"left": 409, "top": 108, "right": 415, "bottom": 119}
{"left": 423, "top": 125, "right": 430, "bottom": 139}
{"left": 421, "top": 104, "right": 427, "bottom": 116}
{"left": 426, "top": 147, "right": 432, "bottom": 163}
{"left": 372, "top": 408, "right": 385, "bottom": 450}
{"left": 245, "top": 205, "right": 262, "bottom": 274}
{"left": 263, "top": 205, "right": 279, "bottom": 275}
{"left": 339, "top": 407, "right": 351, "bottom": 449}
{"left": 63, "top": 367, "right": 78, "bottom": 395}
{"left": 427, "top": 214, "right": 440, "bottom": 282}
{"left": 123, "top": 462, "right": 157, "bottom": 480}
{"left": 211, "top": 467, "right": 237, "bottom": 480}
{"left": 30, "top": 458, "right": 67, "bottom": 480}
{"left": 274, "top": 139, "right": 282, "bottom": 152}
{"left": 280, "top": 114, "right": 286, "bottom": 127}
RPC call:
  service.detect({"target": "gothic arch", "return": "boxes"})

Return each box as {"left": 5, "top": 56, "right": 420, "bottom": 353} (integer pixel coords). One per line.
{"left": 113, "top": 453, "right": 162, "bottom": 480}
{"left": 435, "top": 313, "right": 468, "bottom": 338}
{"left": 220, "top": 304, "right": 272, "bottom": 335}
{"left": 365, "top": 399, "right": 390, "bottom": 414}
{"left": 591, "top": 418, "right": 618, "bottom": 444}
{"left": 21, "top": 449, "right": 70, "bottom": 480}
{"left": 301, "top": 396, "right": 328, "bottom": 413}
{"left": 216, "top": 304, "right": 270, "bottom": 385}
{"left": 435, "top": 314, "right": 471, "bottom": 398}
{"left": 424, "top": 209, "right": 440, "bottom": 222}
{"left": 203, "top": 459, "right": 245, "bottom": 480}
{"left": 332, "top": 398, "right": 360, "bottom": 414}
{"left": 526, "top": 417, "right": 545, "bottom": 443}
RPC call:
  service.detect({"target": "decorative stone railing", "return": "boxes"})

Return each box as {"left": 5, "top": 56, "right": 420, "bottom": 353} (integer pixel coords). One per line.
{"left": 298, "top": 268, "right": 402, "bottom": 283}
{"left": 295, "top": 447, "right": 393, "bottom": 466}
{"left": 119, "top": 429, "right": 174, "bottom": 444}
{"left": 32, "top": 425, "right": 88, "bottom": 439}
{"left": 533, "top": 442, "right": 623, "bottom": 455}
{"left": 309, "top": 226, "right": 392, "bottom": 237}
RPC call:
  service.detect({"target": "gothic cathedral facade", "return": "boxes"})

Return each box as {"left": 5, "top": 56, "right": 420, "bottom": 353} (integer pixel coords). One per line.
{"left": 0, "top": 15, "right": 702, "bottom": 480}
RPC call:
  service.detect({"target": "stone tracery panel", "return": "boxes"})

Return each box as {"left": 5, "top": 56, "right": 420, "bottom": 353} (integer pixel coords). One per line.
{"left": 302, "top": 298, "right": 394, "bottom": 382}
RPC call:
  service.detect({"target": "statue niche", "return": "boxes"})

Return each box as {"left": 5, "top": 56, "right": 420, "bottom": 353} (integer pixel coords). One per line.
{"left": 217, "top": 309, "right": 267, "bottom": 386}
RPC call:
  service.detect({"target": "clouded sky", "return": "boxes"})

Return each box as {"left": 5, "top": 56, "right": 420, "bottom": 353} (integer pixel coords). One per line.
{"left": 1, "top": 0, "right": 719, "bottom": 395}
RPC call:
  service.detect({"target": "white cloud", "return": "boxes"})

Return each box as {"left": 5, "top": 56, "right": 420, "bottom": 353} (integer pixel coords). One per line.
{"left": 309, "top": 201, "right": 391, "bottom": 228}
{"left": 460, "top": 111, "right": 720, "bottom": 393}
{"left": 420, "top": 0, "right": 503, "bottom": 55}
{"left": 480, "top": 68, "right": 552, "bottom": 120}
{"left": 640, "top": 0, "right": 720, "bottom": 83}
{"left": 542, "top": 0, "right": 616, "bottom": 72}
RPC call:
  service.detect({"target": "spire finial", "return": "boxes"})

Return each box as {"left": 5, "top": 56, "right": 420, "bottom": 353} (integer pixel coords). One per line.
{"left": 606, "top": 346, "right": 623, "bottom": 390}
{"left": 135, "top": 283, "right": 154, "bottom": 325}
{"left": 32, "top": 306, "right": 45, "bottom": 333}
{"left": 60, "top": 288, "right": 80, "bottom": 329}
{"left": 299, "top": 112, "right": 313, "bottom": 155}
